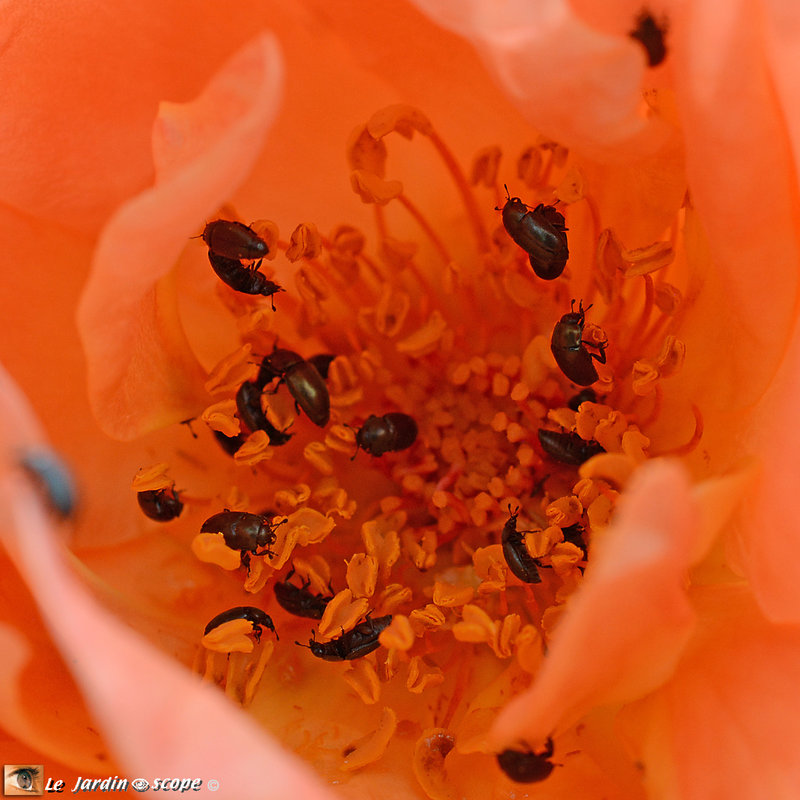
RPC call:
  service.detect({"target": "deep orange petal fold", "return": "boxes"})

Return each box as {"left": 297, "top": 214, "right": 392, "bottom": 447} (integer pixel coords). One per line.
{"left": 76, "top": 34, "right": 283, "bottom": 440}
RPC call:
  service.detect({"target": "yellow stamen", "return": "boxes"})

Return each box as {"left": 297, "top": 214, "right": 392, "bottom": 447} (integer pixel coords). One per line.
{"left": 341, "top": 707, "right": 397, "bottom": 772}
{"left": 131, "top": 462, "right": 174, "bottom": 491}
{"left": 190, "top": 533, "right": 240, "bottom": 570}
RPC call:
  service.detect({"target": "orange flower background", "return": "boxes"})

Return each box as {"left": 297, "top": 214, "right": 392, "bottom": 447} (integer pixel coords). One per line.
{"left": 2, "top": 1, "right": 800, "bottom": 798}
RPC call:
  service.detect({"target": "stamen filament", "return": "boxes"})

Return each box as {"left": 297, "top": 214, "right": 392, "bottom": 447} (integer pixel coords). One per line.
{"left": 652, "top": 404, "right": 704, "bottom": 456}
{"left": 397, "top": 193, "right": 453, "bottom": 267}
{"left": 426, "top": 128, "right": 491, "bottom": 253}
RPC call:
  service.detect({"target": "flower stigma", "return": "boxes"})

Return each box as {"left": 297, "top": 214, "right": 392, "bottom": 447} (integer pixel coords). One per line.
{"left": 139, "top": 104, "right": 701, "bottom": 795}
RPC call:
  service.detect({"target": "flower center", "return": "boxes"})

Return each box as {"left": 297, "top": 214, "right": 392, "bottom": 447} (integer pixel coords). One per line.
{"left": 135, "top": 104, "right": 700, "bottom": 792}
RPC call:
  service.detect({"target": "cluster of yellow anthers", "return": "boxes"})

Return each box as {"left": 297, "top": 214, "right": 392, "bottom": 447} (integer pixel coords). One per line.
{"left": 134, "top": 105, "right": 699, "bottom": 781}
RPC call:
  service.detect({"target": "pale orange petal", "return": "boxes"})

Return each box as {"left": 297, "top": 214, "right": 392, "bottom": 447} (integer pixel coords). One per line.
{"left": 672, "top": 0, "right": 800, "bottom": 413}
{"left": 491, "top": 459, "right": 696, "bottom": 747}
{"left": 623, "top": 586, "right": 800, "bottom": 800}
{"left": 409, "top": 0, "right": 668, "bottom": 158}
{"left": 0, "top": 363, "right": 336, "bottom": 799}
{"left": 735, "top": 318, "right": 800, "bottom": 623}
{"left": 77, "top": 35, "right": 283, "bottom": 439}
{"left": 0, "top": 0, "right": 268, "bottom": 234}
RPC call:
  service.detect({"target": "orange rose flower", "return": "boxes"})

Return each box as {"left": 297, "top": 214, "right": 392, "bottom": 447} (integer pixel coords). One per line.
{"left": 2, "top": 2, "right": 799, "bottom": 798}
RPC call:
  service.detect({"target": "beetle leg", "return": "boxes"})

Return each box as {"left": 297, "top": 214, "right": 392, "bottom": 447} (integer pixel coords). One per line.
{"left": 586, "top": 340, "right": 608, "bottom": 365}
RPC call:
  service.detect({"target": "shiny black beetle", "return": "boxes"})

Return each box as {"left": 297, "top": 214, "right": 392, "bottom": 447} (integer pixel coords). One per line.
{"left": 274, "top": 566, "right": 333, "bottom": 619}
{"left": 629, "top": 10, "right": 667, "bottom": 67}
{"left": 20, "top": 449, "right": 77, "bottom": 519}
{"left": 307, "top": 353, "right": 336, "bottom": 380}
{"left": 204, "top": 606, "right": 278, "bottom": 642}
{"left": 498, "top": 185, "right": 568, "bottom": 280}
{"left": 550, "top": 300, "right": 607, "bottom": 386}
{"left": 208, "top": 251, "right": 284, "bottom": 307}
{"left": 497, "top": 738, "right": 556, "bottom": 783}
{"left": 258, "top": 348, "right": 330, "bottom": 427}
{"left": 537, "top": 429, "right": 605, "bottom": 466}
{"left": 235, "top": 380, "right": 292, "bottom": 446}
{"left": 501, "top": 506, "right": 542, "bottom": 584}
{"left": 566, "top": 388, "right": 597, "bottom": 411}
{"left": 354, "top": 413, "right": 418, "bottom": 457}
{"left": 137, "top": 485, "right": 184, "bottom": 521}
{"left": 202, "top": 220, "right": 268, "bottom": 261}
{"left": 296, "top": 615, "right": 393, "bottom": 661}
{"left": 200, "top": 510, "right": 284, "bottom": 556}
{"left": 213, "top": 429, "right": 246, "bottom": 456}
{"left": 561, "top": 523, "right": 588, "bottom": 560}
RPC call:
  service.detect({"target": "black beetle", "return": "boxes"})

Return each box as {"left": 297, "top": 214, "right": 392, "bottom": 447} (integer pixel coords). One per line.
{"left": 296, "top": 615, "right": 393, "bottom": 661}
{"left": 235, "top": 380, "right": 292, "bottom": 446}
{"left": 200, "top": 510, "right": 284, "bottom": 556}
{"left": 497, "top": 738, "right": 555, "bottom": 783}
{"left": 20, "top": 449, "right": 77, "bottom": 519}
{"left": 137, "top": 485, "right": 184, "bottom": 521}
{"left": 566, "top": 388, "right": 597, "bottom": 411}
{"left": 501, "top": 506, "right": 542, "bottom": 584}
{"left": 537, "top": 429, "right": 606, "bottom": 466}
{"left": 308, "top": 353, "right": 336, "bottom": 380}
{"left": 204, "top": 606, "right": 278, "bottom": 642}
{"left": 274, "top": 566, "right": 334, "bottom": 619}
{"left": 561, "top": 523, "right": 588, "bottom": 560}
{"left": 213, "top": 429, "right": 246, "bottom": 456}
{"left": 256, "top": 352, "right": 335, "bottom": 388}
{"left": 259, "top": 348, "right": 330, "bottom": 427}
{"left": 208, "top": 252, "right": 284, "bottom": 308}
{"left": 202, "top": 220, "right": 268, "bottom": 261}
{"left": 550, "top": 300, "right": 608, "bottom": 386}
{"left": 354, "top": 413, "right": 418, "bottom": 457}
{"left": 498, "top": 185, "right": 568, "bottom": 280}
{"left": 629, "top": 10, "right": 667, "bottom": 67}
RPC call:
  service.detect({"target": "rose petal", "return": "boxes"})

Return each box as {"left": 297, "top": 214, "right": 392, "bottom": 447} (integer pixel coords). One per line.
{"left": 410, "top": 0, "right": 668, "bottom": 158}
{"left": 736, "top": 313, "right": 800, "bottom": 623}
{"left": 672, "top": 0, "right": 799, "bottom": 413}
{"left": 491, "top": 459, "right": 696, "bottom": 747}
{"left": 0, "top": 362, "right": 336, "bottom": 799}
{"left": 622, "top": 585, "right": 800, "bottom": 800}
{"left": 77, "top": 34, "right": 284, "bottom": 439}
{"left": 0, "top": 0, "right": 268, "bottom": 234}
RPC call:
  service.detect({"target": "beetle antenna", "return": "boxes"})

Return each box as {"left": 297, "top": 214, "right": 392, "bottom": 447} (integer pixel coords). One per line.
{"left": 495, "top": 183, "right": 513, "bottom": 212}
{"left": 294, "top": 641, "right": 312, "bottom": 650}
{"left": 179, "top": 418, "right": 198, "bottom": 439}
